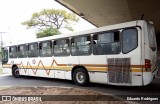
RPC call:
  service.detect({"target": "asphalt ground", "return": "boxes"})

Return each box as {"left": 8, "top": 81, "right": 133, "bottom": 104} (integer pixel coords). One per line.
{"left": 0, "top": 61, "right": 160, "bottom": 104}
{"left": 0, "top": 74, "right": 160, "bottom": 104}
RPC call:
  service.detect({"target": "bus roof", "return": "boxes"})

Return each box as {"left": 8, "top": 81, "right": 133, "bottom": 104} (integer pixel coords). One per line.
{"left": 3, "top": 20, "right": 146, "bottom": 47}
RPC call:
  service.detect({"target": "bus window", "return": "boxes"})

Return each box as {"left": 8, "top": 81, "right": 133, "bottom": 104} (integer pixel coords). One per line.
{"left": 9, "top": 46, "right": 17, "bottom": 58}
{"left": 93, "top": 31, "right": 120, "bottom": 55}
{"left": 53, "top": 39, "right": 70, "bottom": 56}
{"left": 17, "top": 45, "right": 26, "bottom": 58}
{"left": 71, "top": 35, "right": 91, "bottom": 56}
{"left": 147, "top": 23, "right": 157, "bottom": 51}
{"left": 39, "top": 41, "right": 52, "bottom": 57}
{"left": 28, "top": 43, "right": 38, "bottom": 57}
{"left": 122, "top": 28, "right": 138, "bottom": 54}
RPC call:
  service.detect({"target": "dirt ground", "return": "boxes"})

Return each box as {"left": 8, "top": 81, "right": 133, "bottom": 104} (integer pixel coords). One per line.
{"left": 0, "top": 86, "right": 134, "bottom": 104}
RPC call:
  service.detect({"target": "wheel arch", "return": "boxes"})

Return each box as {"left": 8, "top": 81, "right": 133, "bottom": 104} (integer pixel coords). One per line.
{"left": 11, "top": 64, "right": 21, "bottom": 78}
{"left": 12, "top": 64, "right": 18, "bottom": 70}
{"left": 71, "top": 65, "right": 89, "bottom": 81}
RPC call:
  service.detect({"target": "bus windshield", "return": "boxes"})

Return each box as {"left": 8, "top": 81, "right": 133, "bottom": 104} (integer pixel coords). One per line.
{"left": 2, "top": 48, "right": 8, "bottom": 64}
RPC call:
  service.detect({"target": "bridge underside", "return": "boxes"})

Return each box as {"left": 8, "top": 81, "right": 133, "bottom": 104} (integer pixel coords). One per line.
{"left": 56, "top": 0, "right": 160, "bottom": 46}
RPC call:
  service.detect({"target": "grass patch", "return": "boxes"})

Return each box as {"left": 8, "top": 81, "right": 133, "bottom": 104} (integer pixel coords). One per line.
{"left": 0, "top": 68, "right": 2, "bottom": 74}
{"left": 0, "top": 87, "right": 11, "bottom": 90}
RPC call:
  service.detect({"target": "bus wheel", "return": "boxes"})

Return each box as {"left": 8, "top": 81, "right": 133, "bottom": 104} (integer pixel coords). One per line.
{"left": 12, "top": 67, "right": 20, "bottom": 78}
{"left": 73, "top": 68, "right": 89, "bottom": 86}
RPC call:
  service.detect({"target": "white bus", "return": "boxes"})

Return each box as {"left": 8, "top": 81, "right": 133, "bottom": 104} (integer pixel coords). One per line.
{"left": 2, "top": 20, "right": 158, "bottom": 86}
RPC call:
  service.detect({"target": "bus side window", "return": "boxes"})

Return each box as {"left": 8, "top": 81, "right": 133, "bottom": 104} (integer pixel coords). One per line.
{"left": 71, "top": 35, "right": 91, "bottom": 56}
{"left": 93, "top": 31, "right": 120, "bottom": 55}
{"left": 54, "top": 38, "right": 70, "bottom": 56}
{"left": 39, "top": 41, "right": 52, "bottom": 57}
{"left": 122, "top": 28, "right": 138, "bottom": 54}
{"left": 17, "top": 45, "right": 26, "bottom": 58}
{"left": 28, "top": 43, "right": 39, "bottom": 57}
{"left": 71, "top": 38, "right": 79, "bottom": 56}
{"left": 9, "top": 46, "right": 17, "bottom": 58}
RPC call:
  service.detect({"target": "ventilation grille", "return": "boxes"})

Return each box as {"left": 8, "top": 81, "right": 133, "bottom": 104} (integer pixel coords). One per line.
{"left": 108, "top": 58, "right": 131, "bottom": 83}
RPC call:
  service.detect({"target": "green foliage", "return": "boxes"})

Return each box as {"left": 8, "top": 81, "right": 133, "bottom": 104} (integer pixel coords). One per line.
{"left": 36, "top": 27, "right": 61, "bottom": 38}
{"left": 22, "top": 9, "right": 79, "bottom": 32}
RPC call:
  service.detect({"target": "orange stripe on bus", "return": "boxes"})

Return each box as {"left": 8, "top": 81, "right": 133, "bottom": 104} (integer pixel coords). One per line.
{"left": 2, "top": 61, "right": 150, "bottom": 73}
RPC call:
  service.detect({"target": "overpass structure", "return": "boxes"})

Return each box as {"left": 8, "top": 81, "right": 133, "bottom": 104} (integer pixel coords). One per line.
{"left": 55, "top": 0, "right": 160, "bottom": 46}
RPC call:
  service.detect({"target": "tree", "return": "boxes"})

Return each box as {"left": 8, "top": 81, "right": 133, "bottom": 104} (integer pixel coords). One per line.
{"left": 22, "top": 9, "right": 79, "bottom": 38}
{"left": 36, "top": 27, "right": 61, "bottom": 38}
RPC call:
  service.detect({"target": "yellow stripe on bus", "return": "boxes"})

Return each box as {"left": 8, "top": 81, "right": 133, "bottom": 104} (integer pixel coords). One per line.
{"left": 87, "top": 67, "right": 107, "bottom": 72}
{"left": 3, "top": 64, "right": 150, "bottom": 72}
{"left": 2, "top": 65, "right": 11, "bottom": 67}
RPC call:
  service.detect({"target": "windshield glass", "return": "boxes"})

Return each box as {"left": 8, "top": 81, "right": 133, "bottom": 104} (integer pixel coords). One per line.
{"left": 2, "top": 48, "right": 8, "bottom": 64}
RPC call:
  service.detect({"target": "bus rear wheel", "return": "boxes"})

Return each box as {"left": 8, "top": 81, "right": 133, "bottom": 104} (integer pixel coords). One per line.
{"left": 73, "top": 68, "right": 89, "bottom": 86}
{"left": 12, "top": 67, "right": 20, "bottom": 78}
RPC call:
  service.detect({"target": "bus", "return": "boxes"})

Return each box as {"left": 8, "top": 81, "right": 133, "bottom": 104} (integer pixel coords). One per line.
{"left": 1, "top": 20, "right": 158, "bottom": 86}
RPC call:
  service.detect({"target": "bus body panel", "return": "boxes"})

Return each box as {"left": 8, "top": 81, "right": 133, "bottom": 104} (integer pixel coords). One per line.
{"left": 88, "top": 72, "right": 108, "bottom": 84}
{"left": 142, "top": 21, "right": 158, "bottom": 85}
{"left": 79, "top": 55, "right": 108, "bottom": 84}
{"left": 2, "top": 20, "right": 157, "bottom": 86}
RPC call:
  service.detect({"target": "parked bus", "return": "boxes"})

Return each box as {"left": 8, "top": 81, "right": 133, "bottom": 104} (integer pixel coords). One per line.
{"left": 2, "top": 20, "right": 158, "bottom": 86}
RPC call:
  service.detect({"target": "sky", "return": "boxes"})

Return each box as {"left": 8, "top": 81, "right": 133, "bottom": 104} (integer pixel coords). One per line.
{"left": 0, "top": 0, "right": 95, "bottom": 45}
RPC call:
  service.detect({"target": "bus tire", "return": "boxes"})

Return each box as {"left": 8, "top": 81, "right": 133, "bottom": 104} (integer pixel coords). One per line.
{"left": 12, "top": 67, "right": 20, "bottom": 78}
{"left": 73, "top": 68, "right": 89, "bottom": 86}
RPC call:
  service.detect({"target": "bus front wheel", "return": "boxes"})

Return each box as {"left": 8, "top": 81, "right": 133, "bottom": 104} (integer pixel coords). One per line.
{"left": 12, "top": 67, "right": 20, "bottom": 78}
{"left": 73, "top": 68, "right": 89, "bottom": 86}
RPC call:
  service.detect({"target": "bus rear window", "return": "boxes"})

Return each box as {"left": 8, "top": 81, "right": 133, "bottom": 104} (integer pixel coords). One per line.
{"left": 147, "top": 24, "right": 157, "bottom": 51}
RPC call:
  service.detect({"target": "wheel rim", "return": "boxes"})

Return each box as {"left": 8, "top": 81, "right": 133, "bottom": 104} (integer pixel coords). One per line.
{"left": 15, "top": 69, "right": 19, "bottom": 75}
{"left": 76, "top": 72, "right": 85, "bottom": 83}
